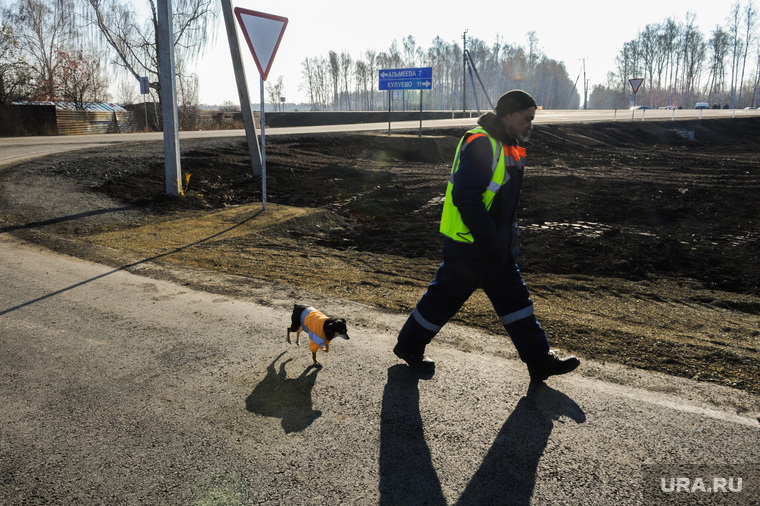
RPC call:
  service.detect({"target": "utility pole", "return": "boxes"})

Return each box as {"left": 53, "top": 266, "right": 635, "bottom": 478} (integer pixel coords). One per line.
{"left": 582, "top": 58, "right": 589, "bottom": 110}
{"left": 157, "top": 0, "right": 182, "bottom": 196}
{"left": 462, "top": 29, "right": 467, "bottom": 118}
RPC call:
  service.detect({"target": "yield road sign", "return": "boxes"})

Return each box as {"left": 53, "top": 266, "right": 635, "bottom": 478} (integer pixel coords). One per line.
{"left": 629, "top": 78, "right": 644, "bottom": 94}
{"left": 234, "top": 7, "right": 288, "bottom": 81}
{"left": 379, "top": 67, "right": 433, "bottom": 90}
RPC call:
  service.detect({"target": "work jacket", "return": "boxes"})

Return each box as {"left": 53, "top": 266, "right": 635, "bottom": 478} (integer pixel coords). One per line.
{"left": 440, "top": 113, "right": 526, "bottom": 265}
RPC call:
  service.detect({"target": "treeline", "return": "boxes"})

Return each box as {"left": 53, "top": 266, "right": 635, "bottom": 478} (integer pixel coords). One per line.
{"left": 298, "top": 33, "right": 581, "bottom": 112}
{"left": 0, "top": 0, "right": 215, "bottom": 130}
{"left": 299, "top": 4, "right": 760, "bottom": 112}
{"left": 2, "top": 0, "right": 758, "bottom": 115}
{"left": 592, "top": 3, "right": 759, "bottom": 109}
{"left": 0, "top": 0, "right": 111, "bottom": 108}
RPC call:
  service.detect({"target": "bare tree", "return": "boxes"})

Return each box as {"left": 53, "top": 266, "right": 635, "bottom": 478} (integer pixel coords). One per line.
{"left": 679, "top": 13, "right": 705, "bottom": 106}
{"left": 84, "top": 0, "right": 218, "bottom": 104}
{"left": 218, "top": 99, "right": 238, "bottom": 112}
{"left": 353, "top": 59, "right": 368, "bottom": 109}
{"left": 55, "top": 46, "right": 110, "bottom": 107}
{"left": 661, "top": 18, "right": 681, "bottom": 106}
{"left": 402, "top": 35, "right": 421, "bottom": 67}
{"left": 328, "top": 50, "right": 339, "bottom": 110}
{"left": 340, "top": 50, "right": 352, "bottom": 110}
{"left": 753, "top": 40, "right": 760, "bottom": 106}
{"left": 708, "top": 26, "right": 731, "bottom": 105}
{"left": 727, "top": 2, "right": 743, "bottom": 106}
{"left": 363, "top": 49, "right": 377, "bottom": 110}
{"left": 300, "top": 55, "right": 331, "bottom": 110}
{"left": 299, "top": 56, "right": 317, "bottom": 109}
{"left": 0, "top": 21, "right": 30, "bottom": 103}
{"left": 738, "top": 0, "right": 757, "bottom": 106}
{"left": 114, "top": 75, "right": 137, "bottom": 105}
{"left": 2, "top": 0, "right": 77, "bottom": 101}
{"left": 638, "top": 24, "right": 659, "bottom": 106}
{"left": 526, "top": 30, "right": 542, "bottom": 92}
{"left": 615, "top": 41, "right": 637, "bottom": 96}
{"left": 265, "top": 75, "right": 284, "bottom": 111}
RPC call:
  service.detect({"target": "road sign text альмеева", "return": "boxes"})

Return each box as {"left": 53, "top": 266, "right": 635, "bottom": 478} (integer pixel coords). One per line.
{"left": 379, "top": 67, "right": 433, "bottom": 90}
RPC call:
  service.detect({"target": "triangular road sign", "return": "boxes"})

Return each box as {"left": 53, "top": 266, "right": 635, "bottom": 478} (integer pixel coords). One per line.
{"left": 234, "top": 7, "right": 288, "bottom": 81}
{"left": 629, "top": 78, "right": 644, "bottom": 94}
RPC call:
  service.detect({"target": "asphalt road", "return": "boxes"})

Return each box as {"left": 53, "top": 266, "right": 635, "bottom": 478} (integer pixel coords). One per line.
{"left": 1, "top": 232, "right": 759, "bottom": 504}
{"left": 3, "top": 108, "right": 760, "bottom": 168}
{"left": 2, "top": 115, "right": 760, "bottom": 504}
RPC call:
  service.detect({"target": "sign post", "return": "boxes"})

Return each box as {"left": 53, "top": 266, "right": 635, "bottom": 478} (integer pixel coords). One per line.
{"left": 379, "top": 67, "right": 433, "bottom": 136}
{"left": 139, "top": 76, "right": 149, "bottom": 132}
{"left": 229, "top": 6, "right": 288, "bottom": 211}
{"left": 629, "top": 78, "right": 644, "bottom": 120}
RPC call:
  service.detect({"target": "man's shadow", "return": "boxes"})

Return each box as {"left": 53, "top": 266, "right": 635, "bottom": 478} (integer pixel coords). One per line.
{"left": 379, "top": 365, "right": 446, "bottom": 505}
{"left": 379, "top": 365, "right": 585, "bottom": 505}
{"left": 456, "top": 382, "right": 586, "bottom": 505}
{"left": 245, "top": 352, "right": 322, "bottom": 433}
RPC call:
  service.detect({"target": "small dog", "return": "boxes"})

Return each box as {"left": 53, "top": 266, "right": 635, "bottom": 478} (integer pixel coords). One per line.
{"left": 287, "top": 304, "right": 349, "bottom": 366}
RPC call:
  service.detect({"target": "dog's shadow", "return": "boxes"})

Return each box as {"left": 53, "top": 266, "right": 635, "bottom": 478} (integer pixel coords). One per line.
{"left": 245, "top": 352, "right": 322, "bottom": 433}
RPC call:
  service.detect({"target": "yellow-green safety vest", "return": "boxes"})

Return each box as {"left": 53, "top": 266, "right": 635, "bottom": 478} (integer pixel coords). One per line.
{"left": 439, "top": 127, "right": 526, "bottom": 243}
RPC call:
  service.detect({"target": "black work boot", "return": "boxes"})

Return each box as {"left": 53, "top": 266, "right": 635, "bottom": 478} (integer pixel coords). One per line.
{"left": 527, "top": 350, "right": 580, "bottom": 382}
{"left": 393, "top": 344, "right": 436, "bottom": 372}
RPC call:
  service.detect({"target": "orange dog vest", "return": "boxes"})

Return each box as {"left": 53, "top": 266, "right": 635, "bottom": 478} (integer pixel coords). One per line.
{"left": 301, "top": 308, "right": 329, "bottom": 353}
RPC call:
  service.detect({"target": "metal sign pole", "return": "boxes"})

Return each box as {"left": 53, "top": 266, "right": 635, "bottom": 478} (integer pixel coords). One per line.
{"left": 260, "top": 76, "right": 267, "bottom": 211}
{"left": 419, "top": 90, "right": 423, "bottom": 138}
{"left": 140, "top": 76, "right": 149, "bottom": 132}
{"left": 388, "top": 91, "right": 391, "bottom": 135}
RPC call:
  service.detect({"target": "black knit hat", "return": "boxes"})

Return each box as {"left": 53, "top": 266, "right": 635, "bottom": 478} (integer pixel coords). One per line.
{"left": 495, "top": 89, "right": 537, "bottom": 117}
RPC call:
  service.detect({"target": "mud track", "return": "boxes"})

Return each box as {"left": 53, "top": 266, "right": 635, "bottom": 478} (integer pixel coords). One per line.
{"left": 1, "top": 118, "right": 759, "bottom": 394}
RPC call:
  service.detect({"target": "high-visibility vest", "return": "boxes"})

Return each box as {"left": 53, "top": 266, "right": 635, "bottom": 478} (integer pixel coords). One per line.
{"left": 439, "top": 127, "right": 526, "bottom": 243}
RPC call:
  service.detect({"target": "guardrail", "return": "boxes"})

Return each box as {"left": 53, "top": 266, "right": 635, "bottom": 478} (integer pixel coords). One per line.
{"left": 615, "top": 108, "right": 760, "bottom": 122}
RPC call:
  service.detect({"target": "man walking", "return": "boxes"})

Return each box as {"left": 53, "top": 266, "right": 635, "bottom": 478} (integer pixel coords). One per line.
{"left": 393, "top": 89, "right": 580, "bottom": 382}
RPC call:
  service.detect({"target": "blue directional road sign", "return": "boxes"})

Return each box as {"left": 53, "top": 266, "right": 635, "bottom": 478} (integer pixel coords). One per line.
{"left": 379, "top": 67, "right": 433, "bottom": 90}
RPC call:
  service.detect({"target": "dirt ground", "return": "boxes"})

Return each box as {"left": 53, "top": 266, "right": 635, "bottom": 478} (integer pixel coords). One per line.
{"left": 2, "top": 118, "right": 759, "bottom": 395}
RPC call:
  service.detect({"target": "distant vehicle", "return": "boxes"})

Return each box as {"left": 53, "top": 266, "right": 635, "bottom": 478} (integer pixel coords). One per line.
{"left": 629, "top": 106, "right": 651, "bottom": 110}
{"left": 745, "top": 107, "right": 757, "bottom": 110}
{"left": 695, "top": 102, "right": 709, "bottom": 109}
{"left": 659, "top": 105, "right": 677, "bottom": 110}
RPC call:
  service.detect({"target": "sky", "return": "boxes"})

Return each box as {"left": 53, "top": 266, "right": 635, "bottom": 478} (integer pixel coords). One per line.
{"left": 189, "top": 0, "right": 742, "bottom": 106}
